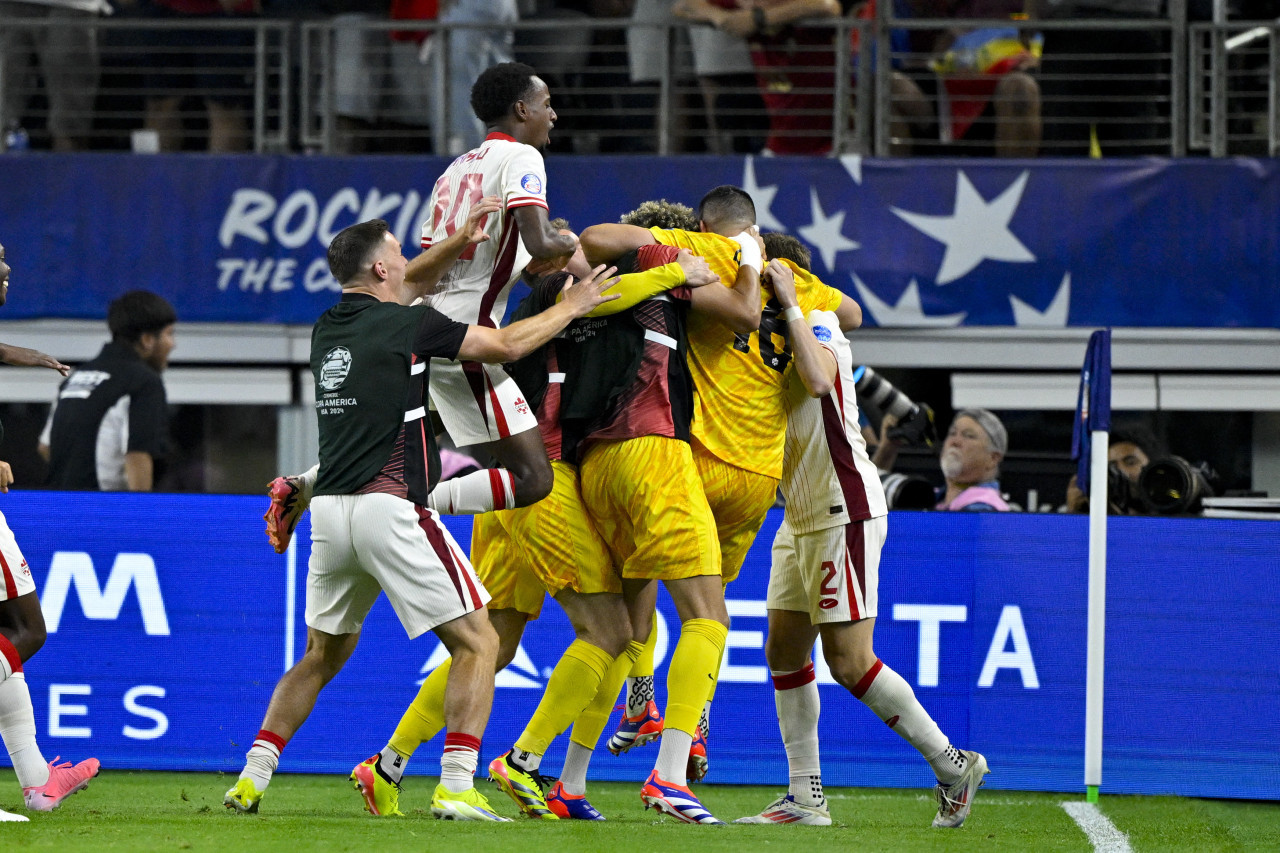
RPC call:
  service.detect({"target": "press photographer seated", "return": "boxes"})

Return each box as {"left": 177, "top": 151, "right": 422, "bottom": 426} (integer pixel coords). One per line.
{"left": 874, "top": 407, "right": 1011, "bottom": 512}
{"left": 1065, "top": 427, "right": 1157, "bottom": 514}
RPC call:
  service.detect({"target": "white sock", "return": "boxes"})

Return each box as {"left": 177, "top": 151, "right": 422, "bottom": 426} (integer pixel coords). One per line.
{"left": 379, "top": 744, "right": 407, "bottom": 785}
{"left": 426, "top": 469, "right": 516, "bottom": 515}
{"left": 295, "top": 464, "right": 319, "bottom": 505}
{"left": 241, "top": 731, "right": 283, "bottom": 792}
{"left": 772, "top": 664, "right": 824, "bottom": 807}
{"left": 560, "top": 742, "right": 593, "bottom": 796}
{"left": 440, "top": 733, "right": 480, "bottom": 793}
{"left": 509, "top": 747, "right": 542, "bottom": 774}
{"left": 654, "top": 728, "right": 692, "bottom": 784}
{"left": 853, "top": 659, "right": 964, "bottom": 783}
{"left": 0, "top": 673, "right": 49, "bottom": 789}
{"left": 625, "top": 674, "right": 654, "bottom": 718}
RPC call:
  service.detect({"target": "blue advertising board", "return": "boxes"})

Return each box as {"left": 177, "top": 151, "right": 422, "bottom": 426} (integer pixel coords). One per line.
{"left": 2, "top": 154, "right": 1279, "bottom": 328}
{"left": 2, "top": 492, "right": 1277, "bottom": 800}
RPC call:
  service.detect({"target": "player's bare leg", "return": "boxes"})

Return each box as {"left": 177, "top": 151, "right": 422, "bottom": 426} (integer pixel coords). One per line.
{"left": 472, "top": 427, "right": 553, "bottom": 508}
{"left": 0, "top": 592, "right": 100, "bottom": 812}
{"left": 226, "top": 627, "right": 359, "bottom": 812}
{"left": 636, "top": 575, "right": 728, "bottom": 824}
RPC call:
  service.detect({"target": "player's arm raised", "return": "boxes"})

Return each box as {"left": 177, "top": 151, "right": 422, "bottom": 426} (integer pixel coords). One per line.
{"left": 688, "top": 229, "right": 763, "bottom": 334}
{"left": 457, "top": 265, "right": 619, "bottom": 363}
{"left": 834, "top": 291, "right": 863, "bottom": 331}
{"left": 579, "top": 222, "right": 658, "bottom": 266}
{"left": 767, "top": 259, "right": 837, "bottom": 397}
{"left": 403, "top": 195, "right": 503, "bottom": 302}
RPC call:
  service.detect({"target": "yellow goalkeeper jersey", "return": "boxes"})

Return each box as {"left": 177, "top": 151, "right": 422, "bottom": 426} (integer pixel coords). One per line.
{"left": 651, "top": 228, "right": 843, "bottom": 479}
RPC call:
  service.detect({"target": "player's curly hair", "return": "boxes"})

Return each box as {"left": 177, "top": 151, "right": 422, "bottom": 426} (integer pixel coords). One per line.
{"left": 762, "top": 232, "right": 812, "bottom": 272}
{"left": 619, "top": 199, "right": 698, "bottom": 231}
{"left": 470, "top": 62, "right": 540, "bottom": 124}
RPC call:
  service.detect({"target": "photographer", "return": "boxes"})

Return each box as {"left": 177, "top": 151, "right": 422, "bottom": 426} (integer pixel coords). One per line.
{"left": 1065, "top": 427, "right": 1157, "bottom": 514}
{"left": 875, "top": 406, "right": 1011, "bottom": 512}
{"left": 1066, "top": 427, "right": 1218, "bottom": 515}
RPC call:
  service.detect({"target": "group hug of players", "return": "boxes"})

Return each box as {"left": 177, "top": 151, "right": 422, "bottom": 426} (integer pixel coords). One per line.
{"left": 222, "top": 62, "right": 988, "bottom": 828}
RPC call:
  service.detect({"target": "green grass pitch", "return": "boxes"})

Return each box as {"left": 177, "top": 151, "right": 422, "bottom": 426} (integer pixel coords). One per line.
{"left": 2, "top": 770, "right": 1277, "bottom": 852}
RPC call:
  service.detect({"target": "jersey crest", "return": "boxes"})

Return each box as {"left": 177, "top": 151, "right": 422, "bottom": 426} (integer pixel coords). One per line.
{"left": 319, "top": 346, "right": 353, "bottom": 391}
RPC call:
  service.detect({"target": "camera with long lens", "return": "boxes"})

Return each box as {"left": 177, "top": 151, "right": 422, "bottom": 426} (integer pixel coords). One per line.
{"left": 852, "top": 366, "right": 938, "bottom": 448}
{"left": 1137, "top": 456, "right": 1218, "bottom": 515}
{"left": 880, "top": 471, "right": 937, "bottom": 509}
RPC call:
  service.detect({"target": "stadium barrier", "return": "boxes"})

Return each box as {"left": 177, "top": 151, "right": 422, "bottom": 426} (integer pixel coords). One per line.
{"left": 5, "top": 492, "right": 1277, "bottom": 800}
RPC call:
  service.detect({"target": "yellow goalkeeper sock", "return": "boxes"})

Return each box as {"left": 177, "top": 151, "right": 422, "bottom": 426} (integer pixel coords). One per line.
{"left": 569, "top": 638, "right": 644, "bottom": 749}
{"left": 663, "top": 618, "right": 727, "bottom": 736}
{"left": 388, "top": 658, "right": 450, "bottom": 758}
{"left": 514, "top": 640, "right": 614, "bottom": 757}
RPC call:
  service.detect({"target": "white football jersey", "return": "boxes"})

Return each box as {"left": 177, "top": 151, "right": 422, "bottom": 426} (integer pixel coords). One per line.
{"left": 781, "top": 310, "right": 887, "bottom": 533}
{"left": 420, "top": 133, "right": 548, "bottom": 327}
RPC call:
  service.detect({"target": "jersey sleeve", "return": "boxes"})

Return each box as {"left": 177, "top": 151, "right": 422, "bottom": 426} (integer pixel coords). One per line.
{"left": 806, "top": 309, "right": 845, "bottom": 358}
{"left": 504, "top": 146, "right": 549, "bottom": 211}
{"left": 413, "top": 306, "right": 470, "bottom": 361}
{"left": 126, "top": 375, "right": 169, "bottom": 459}
{"left": 579, "top": 261, "right": 686, "bottom": 318}
{"left": 795, "top": 268, "right": 844, "bottom": 314}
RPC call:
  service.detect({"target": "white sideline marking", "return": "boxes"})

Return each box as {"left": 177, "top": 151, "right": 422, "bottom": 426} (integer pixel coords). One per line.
{"left": 1061, "top": 801, "right": 1133, "bottom": 853}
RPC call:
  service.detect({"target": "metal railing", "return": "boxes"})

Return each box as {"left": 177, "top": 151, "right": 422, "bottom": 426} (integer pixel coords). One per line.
{"left": 1, "top": 14, "right": 1277, "bottom": 156}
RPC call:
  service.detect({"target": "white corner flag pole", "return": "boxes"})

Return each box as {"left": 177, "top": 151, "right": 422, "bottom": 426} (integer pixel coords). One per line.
{"left": 1084, "top": 429, "right": 1109, "bottom": 802}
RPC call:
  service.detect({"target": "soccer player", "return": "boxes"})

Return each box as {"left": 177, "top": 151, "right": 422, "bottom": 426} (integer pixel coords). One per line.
{"left": 418, "top": 61, "right": 580, "bottom": 512}
{"left": 265, "top": 61, "right": 578, "bottom": 549}
{"left": 0, "top": 241, "right": 100, "bottom": 820}
{"left": 571, "top": 233, "right": 762, "bottom": 824}
{"left": 734, "top": 248, "right": 989, "bottom": 829}
{"left": 346, "top": 230, "right": 716, "bottom": 821}
{"left": 581, "top": 187, "right": 860, "bottom": 778}
{"left": 223, "top": 219, "right": 618, "bottom": 821}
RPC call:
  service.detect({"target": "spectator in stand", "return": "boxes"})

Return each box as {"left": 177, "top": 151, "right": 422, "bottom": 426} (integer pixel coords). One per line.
{"left": 323, "top": 0, "right": 441, "bottom": 154}
{"left": 436, "top": 0, "right": 520, "bottom": 155}
{"left": 674, "top": 0, "right": 846, "bottom": 156}
{"left": 116, "top": 0, "right": 260, "bottom": 152}
{"left": 1027, "top": 0, "right": 1165, "bottom": 155}
{"left": 0, "top": 0, "right": 108, "bottom": 150}
{"left": 887, "top": 0, "right": 1041, "bottom": 157}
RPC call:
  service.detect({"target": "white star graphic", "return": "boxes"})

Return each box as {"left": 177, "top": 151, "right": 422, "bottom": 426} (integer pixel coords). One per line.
{"left": 891, "top": 170, "right": 1036, "bottom": 285}
{"left": 798, "top": 188, "right": 859, "bottom": 271}
{"left": 851, "top": 274, "right": 967, "bottom": 327}
{"left": 839, "top": 154, "right": 863, "bottom": 185}
{"left": 741, "top": 156, "right": 785, "bottom": 232}
{"left": 1010, "top": 272, "right": 1071, "bottom": 327}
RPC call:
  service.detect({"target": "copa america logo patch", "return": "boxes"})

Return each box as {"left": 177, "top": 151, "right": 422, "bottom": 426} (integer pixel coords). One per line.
{"left": 319, "top": 346, "right": 352, "bottom": 391}
{"left": 813, "top": 324, "right": 833, "bottom": 342}
{"left": 520, "top": 173, "right": 542, "bottom": 194}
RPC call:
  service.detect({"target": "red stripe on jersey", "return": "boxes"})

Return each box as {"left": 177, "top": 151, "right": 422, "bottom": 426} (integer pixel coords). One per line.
{"left": 479, "top": 209, "right": 522, "bottom": 329}
{"left": 255, "top": 729, "right": 288, "bottom": 754}
{"left": 416, "top": 507, "right": 468, "bottom": 607}
{"left": 0, "top": 547, "right": 17, "bottom": 600}
{"left": 822, "top": 373, "right": 872, "bottom": 519}
{"left": 0, "top": 634, "right": 23, "bottom": 675}
{"left": 851, "top": 658, "right": 884, "bottom": 700}
{"left": 771, "top": 662, "right": 817, "bottom": 690}
{"left": 506, "top": 197, "right": 548, "bottom": 210}
{"left": 844, "top": 520, "right": 865, "bottom": 621}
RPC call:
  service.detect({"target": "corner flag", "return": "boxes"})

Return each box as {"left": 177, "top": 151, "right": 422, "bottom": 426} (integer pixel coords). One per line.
{"left": 1072, "top": 329, "right": 1112, "bottom": 493}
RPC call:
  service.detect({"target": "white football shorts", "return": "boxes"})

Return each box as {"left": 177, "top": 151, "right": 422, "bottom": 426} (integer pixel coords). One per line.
{"left": 767, "top": 515, "right": 887, "bottom": 624}
{"left": 0, "top": 511, "right": 36, "bottom": 602}
{"left": 306, "top": 493, "right": 490, "bottom": 639}
{"left": 428, "top": 359, "right": 538, "bottom": 448}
